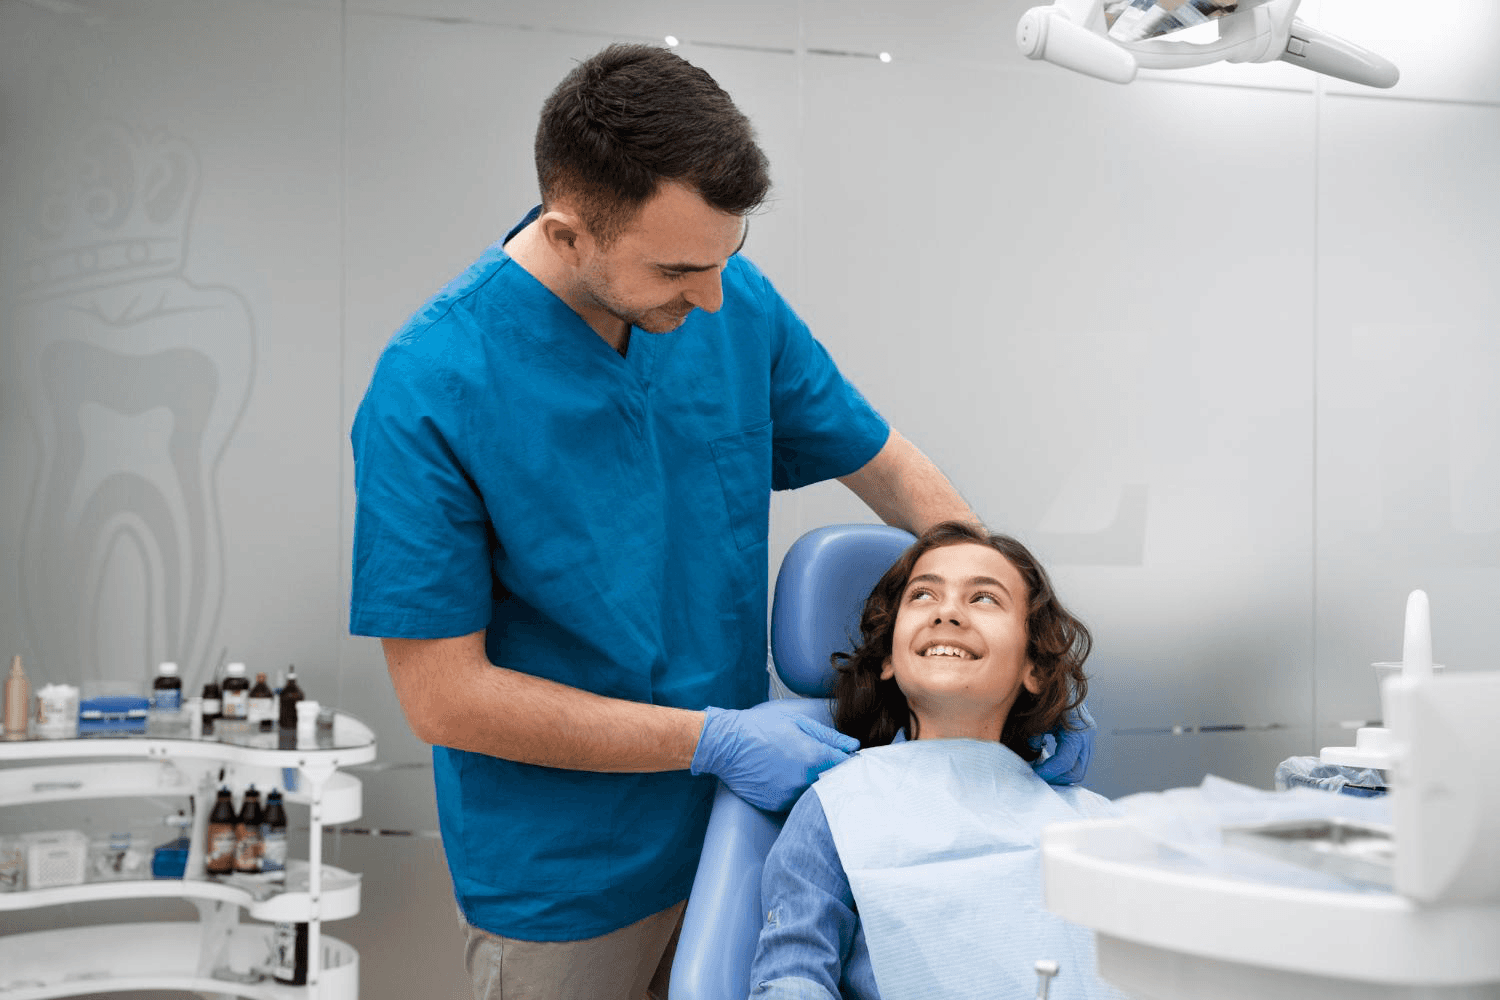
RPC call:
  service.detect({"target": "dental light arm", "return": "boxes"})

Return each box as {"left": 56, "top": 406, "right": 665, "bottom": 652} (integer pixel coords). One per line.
{"left": 1017, "top": 0, "right": 1399, "bottom": 88}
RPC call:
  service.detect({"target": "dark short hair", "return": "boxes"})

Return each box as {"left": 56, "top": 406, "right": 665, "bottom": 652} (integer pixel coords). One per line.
{"left": 832, "top": 521, "right": 1092, "bottom": 760}
{"left": 535, "top": 43, "right": 772, "bottom": 245}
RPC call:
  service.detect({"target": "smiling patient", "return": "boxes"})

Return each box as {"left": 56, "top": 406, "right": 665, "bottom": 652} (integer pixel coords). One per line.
{"left": 748, "top": 521, "right": 1125, "bottom": 1000}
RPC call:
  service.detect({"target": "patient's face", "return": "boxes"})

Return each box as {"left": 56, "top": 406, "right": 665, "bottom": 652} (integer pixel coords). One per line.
{"left": 880, "top": 542, "right": 1039, "bottom": 742}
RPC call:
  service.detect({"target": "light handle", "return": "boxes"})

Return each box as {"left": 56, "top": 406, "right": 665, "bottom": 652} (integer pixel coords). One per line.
{"left": 1018, "top": 6, "right": 1138, "bottom": 84}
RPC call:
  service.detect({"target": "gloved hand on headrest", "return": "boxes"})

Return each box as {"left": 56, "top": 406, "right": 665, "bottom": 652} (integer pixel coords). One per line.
{"left": 1029, "top": 702, "right": 1096, "bottom": 785}
{"left": 691, "top": 703, "right": 859, "bottom": 811}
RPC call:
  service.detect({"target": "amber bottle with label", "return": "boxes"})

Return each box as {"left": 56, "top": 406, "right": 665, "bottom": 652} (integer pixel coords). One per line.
{"left": 204, "top": 787, "right": 238, "bottom": 874}
{"left": 234, "top": 786, "right": 264, "bottom": 873}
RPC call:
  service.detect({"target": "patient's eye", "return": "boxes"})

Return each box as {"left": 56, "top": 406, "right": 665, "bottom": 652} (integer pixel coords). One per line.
{"left": 972, "top": 592, "right": 1000, "bottom": 605}
{"left": 906, "top": 587, "right": 935, "bottom": 602}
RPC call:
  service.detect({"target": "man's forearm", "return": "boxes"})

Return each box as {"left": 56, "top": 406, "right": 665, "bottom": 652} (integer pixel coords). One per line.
{"left": 382, "top": 633, "right": 704, "bottom": 772}
{"left": 838, "top": 428, "right": 979, "bottom": 535}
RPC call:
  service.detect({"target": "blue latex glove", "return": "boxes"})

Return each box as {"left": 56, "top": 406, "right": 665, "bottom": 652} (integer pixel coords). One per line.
{"left": 1029, "top": 702, "right": 1096, "bottom": 785}
{"left": 690, "top": 703, "right": 860, "bottom": 811}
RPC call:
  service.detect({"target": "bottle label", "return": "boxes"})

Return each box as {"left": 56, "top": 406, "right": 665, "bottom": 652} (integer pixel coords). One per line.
{"left": 152, "top": 688, "right": 182, "bottom": 712}
{"left": 206, "top": 826, "right": 237, "bottom": 868}
{"left": 235, "top": 826, "right": 263, "bottom": 870}
{"left": 261, "top": 829, "right": 287, "bottom": 873}
{"left": 222, "top": 689, "right": 248, "bottom": 719}
{"left": 273, "top": 921, "right": 308, "bottom": 984}
{"left": 202, "top": 697, "right": 221, "bottom": 716}
{"left": 249, "top": 696, "right": 274, "bottom": 724}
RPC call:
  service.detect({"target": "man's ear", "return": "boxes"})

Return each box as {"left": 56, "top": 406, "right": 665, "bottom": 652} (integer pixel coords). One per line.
{"left": 538, "top": 210, "right": 589, "bottom": 267}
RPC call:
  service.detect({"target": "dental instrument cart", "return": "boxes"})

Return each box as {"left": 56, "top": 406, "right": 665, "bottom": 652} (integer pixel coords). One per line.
{"left": 0, "top": 713, "right": 376, "bottom": 998}
{"left": 1040, "top": 670, "right": 1500, "bottom": 999}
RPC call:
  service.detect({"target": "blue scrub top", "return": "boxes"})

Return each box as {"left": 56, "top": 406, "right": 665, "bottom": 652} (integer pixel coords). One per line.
{"left": 350, "top": 208, "right": 889, "bottom": 940}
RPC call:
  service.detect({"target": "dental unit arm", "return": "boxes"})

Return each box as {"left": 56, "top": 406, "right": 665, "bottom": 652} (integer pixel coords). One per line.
{"left": 1016, "top": 0, "right": 1400, "bottom": 88}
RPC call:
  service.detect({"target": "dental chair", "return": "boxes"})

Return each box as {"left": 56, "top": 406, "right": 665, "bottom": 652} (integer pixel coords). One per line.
{"left": 671, "top": 522, "right": 915, "bottom": 1000}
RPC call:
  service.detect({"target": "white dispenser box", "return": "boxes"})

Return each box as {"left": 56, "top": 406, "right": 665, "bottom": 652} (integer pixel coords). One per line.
{"left": 20, "top": 829, "right": 88, "bottom": 889}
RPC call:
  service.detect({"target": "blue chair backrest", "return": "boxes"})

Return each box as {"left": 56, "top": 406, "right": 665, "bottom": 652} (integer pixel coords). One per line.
{"left": 670, "top": 523, "right": 915, "bottom": 1000}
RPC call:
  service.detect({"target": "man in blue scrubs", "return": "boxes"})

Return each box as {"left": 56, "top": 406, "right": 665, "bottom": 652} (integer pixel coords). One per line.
{"left": 351, "top": 44, "right": 1085, "bottom": 999}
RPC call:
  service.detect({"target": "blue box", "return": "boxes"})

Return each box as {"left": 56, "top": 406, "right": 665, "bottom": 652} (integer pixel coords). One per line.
{"left": 152, "top": 837, "right": 190, "bottom": 879}
{"left": 78, "top": 696, "right": 149, "bottom": 735}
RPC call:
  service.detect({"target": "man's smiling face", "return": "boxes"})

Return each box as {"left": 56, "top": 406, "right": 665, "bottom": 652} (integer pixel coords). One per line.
{"left": 574, "top": 180, "right": 748, "bottom": 335}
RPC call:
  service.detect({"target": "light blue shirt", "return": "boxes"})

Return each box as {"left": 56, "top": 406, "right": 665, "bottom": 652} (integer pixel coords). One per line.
{"left": 751, "top": 734, "right": 1119, "bottom": 1000}
{"left": 349, "top": 208, "right": 889, "bottom": 940}
{"left": 752, "top": 781, "right": 883, "bottom": 1000}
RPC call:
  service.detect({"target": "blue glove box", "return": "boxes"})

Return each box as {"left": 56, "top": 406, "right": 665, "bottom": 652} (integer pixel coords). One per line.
{"left": 78, "top": 696, "right": 149, "bottom": 734}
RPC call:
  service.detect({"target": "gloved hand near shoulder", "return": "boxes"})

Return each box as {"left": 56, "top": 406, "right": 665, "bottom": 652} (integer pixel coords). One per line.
{"left": 691, "top": 702, "right": 859, "bottom": 811}
{"left": 1029, "top": 702, "right": 1096, "bottom": 785}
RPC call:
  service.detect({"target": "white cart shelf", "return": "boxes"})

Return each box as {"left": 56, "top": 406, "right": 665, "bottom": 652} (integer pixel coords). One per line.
{"left": 0, "top": 713, "right": 376, "bottom": 999}
{"left": 0, "top": 922, "right": 357, "bottom": 1000}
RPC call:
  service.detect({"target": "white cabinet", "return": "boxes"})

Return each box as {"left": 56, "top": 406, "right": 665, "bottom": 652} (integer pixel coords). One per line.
{"left": 0, "top": 714, "right": 376, "bottom": 999}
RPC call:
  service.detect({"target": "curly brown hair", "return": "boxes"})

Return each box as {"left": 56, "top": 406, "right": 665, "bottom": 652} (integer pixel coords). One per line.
{"left": 831, "top": 521, "right": 1091, "bottom": 760}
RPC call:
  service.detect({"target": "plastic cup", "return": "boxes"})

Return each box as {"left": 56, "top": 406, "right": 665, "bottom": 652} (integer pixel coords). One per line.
{"left": 1373, "top": 661, "right": 1445, "bottom": 718}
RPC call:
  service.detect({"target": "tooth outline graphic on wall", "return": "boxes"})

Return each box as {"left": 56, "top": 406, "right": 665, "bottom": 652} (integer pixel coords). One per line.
{"left": 5, "top": 109, "right": 256, "bottom": 693}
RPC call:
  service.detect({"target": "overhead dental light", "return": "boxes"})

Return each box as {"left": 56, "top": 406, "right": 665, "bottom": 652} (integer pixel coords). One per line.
{"left": 1016, "top": 0, "right": 1400, "bottom": 88}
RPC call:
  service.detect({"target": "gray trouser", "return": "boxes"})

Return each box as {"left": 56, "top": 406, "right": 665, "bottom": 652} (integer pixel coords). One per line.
{"left": 458, "top": 900, "right": 686, "bottom": 1000}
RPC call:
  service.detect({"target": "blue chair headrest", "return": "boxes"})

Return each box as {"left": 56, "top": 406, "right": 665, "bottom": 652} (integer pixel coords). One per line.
{"left": 770, "top": 523, "right": 916, "bottom": 697}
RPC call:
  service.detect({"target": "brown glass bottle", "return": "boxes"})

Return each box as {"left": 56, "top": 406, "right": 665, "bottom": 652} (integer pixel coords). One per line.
{"left": 260, "top": 788, "right": 288, "bottom": 881}
{"left": 278, "top": 665, "right": 304, "bottom": 729}
{"left": 221, "top": 662, "right": 250, "bottom": 720}
{"left": 273, "top": 921, "right": 309, "bottom": 985}
{"left": 234, "top": 786, "right": 264, "bottom": 873}
{"left": 200, "top": 680, "right": 221, "bottom": 725}
{"left": 204, "top": 786, "right": 238, "bottom": 874}
{"left": 249, "top": 672, "right": 275, "bottom": 730}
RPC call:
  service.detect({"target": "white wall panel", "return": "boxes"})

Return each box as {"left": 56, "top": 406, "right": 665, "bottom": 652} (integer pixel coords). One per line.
{"left": 350, "top": 0, "right": 801, "bottom": 52}
{"left": 795, "top": 50, "right": 1319, "bottom": 795}
{"left": 1315, "top": 95, "right": 1500, "bottom": 750}
{"left": 1320, "top": 0, "right": 1500, "bottom": 103}
{"left": 0, "top": 0, "right": 343, "bottom": 701}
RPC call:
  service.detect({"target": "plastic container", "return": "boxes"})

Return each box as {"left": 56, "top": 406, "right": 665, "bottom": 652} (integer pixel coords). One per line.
{"left": 20, "top": 829, "right": 88, "bottom": 889}
{"left": 151, "top": 836, "right": 191, "bottom": 879}
{"left": 1373, "top": 660, "right": 1444, "bottom": 717}
{"left": 34, "top": 684, "right": 79, "bottom": 739}
{"left": 4, "top": 655, "right": 30, "bottom": 740}
{"left": 77, "top": 695, "right": 149, "bottom": 734}
{"left": 296, "top": 699, "right": 319, "bottom": 744}
{"left": 89, "top": 831, "right": 150, "bottom": 881}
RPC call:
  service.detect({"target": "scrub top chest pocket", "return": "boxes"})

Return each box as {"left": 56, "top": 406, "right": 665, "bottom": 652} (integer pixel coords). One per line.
{"left": 710, "top": 421, "right": 773, "bottom": 552}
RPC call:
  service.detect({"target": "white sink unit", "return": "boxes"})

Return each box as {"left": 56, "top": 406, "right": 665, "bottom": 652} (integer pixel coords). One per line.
{"left": 1041, "top": 671, "right": 1500, "bottom": 999}
{"left": 0, "top": 714, "right": 377, "bottom": 999}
